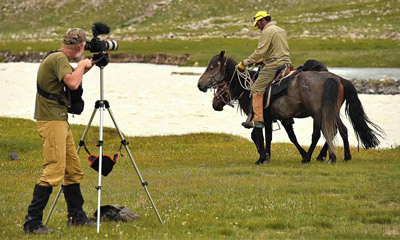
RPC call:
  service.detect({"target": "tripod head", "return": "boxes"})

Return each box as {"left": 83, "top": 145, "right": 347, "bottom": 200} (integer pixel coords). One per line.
{"left": 93, "top": 52, "right": 109, "bottom": 67}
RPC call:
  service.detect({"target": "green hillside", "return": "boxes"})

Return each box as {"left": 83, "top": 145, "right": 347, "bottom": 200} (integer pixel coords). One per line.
{"left": 1, "top": 0, "right": 399, "bottom": 40}
{"left": 1, "top": 0, "right": 399, "bottom": 67}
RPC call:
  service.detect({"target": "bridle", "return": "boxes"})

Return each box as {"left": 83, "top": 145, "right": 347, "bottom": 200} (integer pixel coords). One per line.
{"left": 213, "top": 66, "right": 255, "bottom": 108}
{"left": 213, "top": 80, "right": 234, "bottom": 107}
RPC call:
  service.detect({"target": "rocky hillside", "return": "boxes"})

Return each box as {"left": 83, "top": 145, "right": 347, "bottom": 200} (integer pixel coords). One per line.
{"left": 1, "top": 0, "right": 399, "bottom": 41}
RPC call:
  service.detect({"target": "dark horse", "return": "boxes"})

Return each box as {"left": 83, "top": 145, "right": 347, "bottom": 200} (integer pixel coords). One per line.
{"left": 212, "top": 72, "right": 350, "bottom": 164}
{"left": 197, "top": 51, "right": 383, "bottom": 164}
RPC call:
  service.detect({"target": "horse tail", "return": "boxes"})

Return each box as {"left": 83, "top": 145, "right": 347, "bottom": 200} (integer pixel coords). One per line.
{"left": 341, "top": 79, "right": 384, "bottom": 149}
{"left": 321, "top": 78, "right": 340, "bottom": 150}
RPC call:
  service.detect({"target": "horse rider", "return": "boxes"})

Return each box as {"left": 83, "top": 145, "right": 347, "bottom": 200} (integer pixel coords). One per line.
{"left": 237, "top": 11, "right": 292, "bottom": 129}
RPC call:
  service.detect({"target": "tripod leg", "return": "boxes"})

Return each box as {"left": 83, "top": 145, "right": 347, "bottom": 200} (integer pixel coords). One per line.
{"left": 43, "top": 107, "right": 98, "bottom": 225}
{"left": 43, "top": 185, "right": 62, "bottom": 225}
{"left": 96, "top": 106, "right": 105, "bottom": 233}
{"left": 77, "top": 108, "right": 98, "bottom": 153}
{"left": 107, "top": 107, "right": 164, "bottom": 224}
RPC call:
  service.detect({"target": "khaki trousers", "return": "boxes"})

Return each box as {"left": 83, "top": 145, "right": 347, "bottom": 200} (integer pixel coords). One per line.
{"left": 250, "top": 64, "right": 281, "bottom": 94}
{"left": 36, "top": 121, "right": 84, "bottom": 187}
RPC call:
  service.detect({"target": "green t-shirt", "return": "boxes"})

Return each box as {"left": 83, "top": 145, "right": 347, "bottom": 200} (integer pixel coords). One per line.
{"left": 34, "top": 51, "right": 74, "bottom": 121}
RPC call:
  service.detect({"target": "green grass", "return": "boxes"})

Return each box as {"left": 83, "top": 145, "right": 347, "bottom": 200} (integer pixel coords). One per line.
{"left": 1, "top": 117, "right": 400, "bottom": 239}
{"left": 2, "top": 38, "right": 400, "bottom": 67}
{"left": 0, "top": 0, "right": 398, "bottom": 39}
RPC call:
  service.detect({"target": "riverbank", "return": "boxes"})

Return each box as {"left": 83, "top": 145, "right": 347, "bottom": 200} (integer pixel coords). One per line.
{"left": 0, "top": 51, "right": 191, "bottom": 65}
{"left": 1, "top": 38, "right": 400, "bottom": 68}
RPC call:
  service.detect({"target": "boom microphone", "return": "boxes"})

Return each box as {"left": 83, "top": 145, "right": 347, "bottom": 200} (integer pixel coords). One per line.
{"left": 92, "top": 22, "right": 110, "bottom": 36}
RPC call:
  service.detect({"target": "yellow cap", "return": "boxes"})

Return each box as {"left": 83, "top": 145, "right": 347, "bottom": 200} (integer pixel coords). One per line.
{"left": 253, "top": 11, "right": 270, "bottom": 27}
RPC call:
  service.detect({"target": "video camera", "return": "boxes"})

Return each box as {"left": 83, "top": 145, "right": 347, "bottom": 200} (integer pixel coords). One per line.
{"left": 85, "top": 22, "right": 118, "bottom": 53}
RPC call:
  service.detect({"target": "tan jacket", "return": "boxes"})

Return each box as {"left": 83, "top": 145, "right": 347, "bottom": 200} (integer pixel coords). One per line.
{"left": 243, "top": 22, "right": 291, "bottom": 67}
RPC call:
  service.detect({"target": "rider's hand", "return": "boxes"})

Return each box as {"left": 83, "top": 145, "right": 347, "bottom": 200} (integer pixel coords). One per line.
{"left": 253, "top": 58, "right": 264, "bottom": 67}
{"left": 237, "top": 61, "right": 246, "bottom": 71}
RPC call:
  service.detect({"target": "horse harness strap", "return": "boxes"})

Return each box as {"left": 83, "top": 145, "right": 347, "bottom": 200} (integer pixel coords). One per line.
{"left": 213, "top": 81, "right": 234, "bottom": 107}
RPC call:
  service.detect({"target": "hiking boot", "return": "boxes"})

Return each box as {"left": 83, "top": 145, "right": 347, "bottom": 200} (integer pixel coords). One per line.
{"left": 67, "top": 213, "right": 96, "bottom": 226}
{"left": 24, "top": 223, "right": 54, "bottom": 234}
{"left": 63, "top": 183, "right": 95, "bottom": 227}
{"left": 23, "top": 184, "right": 53, "bottom": 234}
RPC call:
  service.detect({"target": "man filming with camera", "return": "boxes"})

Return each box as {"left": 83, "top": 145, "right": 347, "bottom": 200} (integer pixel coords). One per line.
{"left": 23, "top": 28, "right": 94, "bottom": 234}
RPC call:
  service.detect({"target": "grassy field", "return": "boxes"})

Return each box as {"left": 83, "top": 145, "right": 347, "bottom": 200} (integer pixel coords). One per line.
{"left": 2, "top": 38, "right": 400, "bottom": 67}
{"left": 1, "top": 117, "right": 400, "bottom": 239}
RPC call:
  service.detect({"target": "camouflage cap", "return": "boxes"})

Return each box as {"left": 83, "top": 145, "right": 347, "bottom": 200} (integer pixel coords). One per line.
{"left": 63, "top": 28, "right": 87, "bottom": 45}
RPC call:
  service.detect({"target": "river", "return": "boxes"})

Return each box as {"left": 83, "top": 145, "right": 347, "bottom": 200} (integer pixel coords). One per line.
{"left": 0, "top": 63, "right": 399, "bottom": 149}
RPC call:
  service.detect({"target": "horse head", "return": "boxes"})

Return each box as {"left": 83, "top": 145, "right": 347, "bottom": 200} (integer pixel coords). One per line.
{"left": 212, "top": 81, "right": 231, "bottom": 111}
{"left": 197, "top": 50, "right": 227, "bottom": 92}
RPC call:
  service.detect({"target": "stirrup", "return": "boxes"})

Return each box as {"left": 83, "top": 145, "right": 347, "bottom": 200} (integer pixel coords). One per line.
{"left": 241, "top": 121, "right": 264, "bottom": 129}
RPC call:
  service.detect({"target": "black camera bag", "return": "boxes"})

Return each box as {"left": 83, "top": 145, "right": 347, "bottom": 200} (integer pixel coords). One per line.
{"left": 65, "top": 84, "right": 84, "bottom": 114}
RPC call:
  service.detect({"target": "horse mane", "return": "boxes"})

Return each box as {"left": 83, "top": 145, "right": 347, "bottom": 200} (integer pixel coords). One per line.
{"left": 224, "top": 57, "right": 255, "bottom": 116}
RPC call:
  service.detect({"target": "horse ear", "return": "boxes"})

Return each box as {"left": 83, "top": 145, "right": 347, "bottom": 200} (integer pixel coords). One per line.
{"left": 219, "top": 50, "right": 225, "bottom": 61}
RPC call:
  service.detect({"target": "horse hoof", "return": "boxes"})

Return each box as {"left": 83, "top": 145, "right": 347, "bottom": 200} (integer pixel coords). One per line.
{"left": 301, "top": 159, "right": 310, "bottom": 164}
{"left": 255, "top": 159, "right": 265, "bottom": 165}
{"left": 343, "top": 157, "right": 352, "bottom": 162}
{"left": 255, "top": 158, "right": 270, "bottom": 165}
{"left": 327, "top": 160, "right": 336, "bottom": 165}
{"left": 316, "top": 157, "right": 324, "bottom": 162}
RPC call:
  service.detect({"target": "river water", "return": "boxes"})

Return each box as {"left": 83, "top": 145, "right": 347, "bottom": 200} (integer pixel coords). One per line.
{"left": 0, "top": 63, "right": 399, "bottom": 149}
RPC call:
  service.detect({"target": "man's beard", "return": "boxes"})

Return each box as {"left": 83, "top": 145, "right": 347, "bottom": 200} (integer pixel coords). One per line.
{"left": 73, "top": 48, "right": 85, "bottom": 61}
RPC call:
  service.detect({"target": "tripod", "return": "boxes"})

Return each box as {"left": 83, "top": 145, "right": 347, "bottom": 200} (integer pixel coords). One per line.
{"left": 44, "top": 52, "right": 163, "bottom": 233}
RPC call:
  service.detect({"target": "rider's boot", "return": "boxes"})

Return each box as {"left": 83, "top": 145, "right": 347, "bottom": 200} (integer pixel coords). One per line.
{"left": 242, "top": 93, "right": 264, "bottom": 129}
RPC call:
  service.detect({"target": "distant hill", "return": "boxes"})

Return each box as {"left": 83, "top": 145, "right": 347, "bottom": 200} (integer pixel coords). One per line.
{"left": 0, "top": 0, "right": 399, "bottom": 41}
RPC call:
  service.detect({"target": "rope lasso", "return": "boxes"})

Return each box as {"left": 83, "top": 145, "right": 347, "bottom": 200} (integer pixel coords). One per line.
{"left": 232, "top": 67, "right": 253, "bottom": 91}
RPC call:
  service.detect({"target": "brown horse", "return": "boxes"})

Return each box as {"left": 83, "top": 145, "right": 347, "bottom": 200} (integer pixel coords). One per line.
{"left": 198, "top": 51, "right": 383, "bottom": 164}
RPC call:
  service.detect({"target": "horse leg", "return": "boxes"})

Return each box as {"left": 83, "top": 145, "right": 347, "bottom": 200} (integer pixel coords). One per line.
{"left": 327, "top": 146, "right": 337, "bottom": 164}
{"left": 263, "top": 119, "right": 273, "bottom": 164}
{"left": 251, "top": 128, "right": 267, "bottom": 164}
{"left": 303, "top": 121, "right": 321, "bottom": 163}
{"left": 316, "top": 126, "right": 338, "bottom": 161}
{"left": 316, "top": 143, "right": 328, "bottom": 161}
{"left": 337, "top": 118, "right": 351, "bottom": 161}
{"left": 281, "top": 119, "right": 307, "bottom": 161}
{"left": 325, "top": 128, "right": 337, "bottom": 165}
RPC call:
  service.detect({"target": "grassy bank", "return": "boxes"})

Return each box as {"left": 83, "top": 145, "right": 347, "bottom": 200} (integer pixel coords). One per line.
{"left": 1, "top": 38, "right": 400, "bottom": 67}
{"left": 1, "top": 117, "right": 400, "bottom": 239}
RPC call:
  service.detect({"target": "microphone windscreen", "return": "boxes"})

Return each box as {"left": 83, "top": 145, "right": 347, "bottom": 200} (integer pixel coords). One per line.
{"left": 93, "top": 22, "right": 110, "bottom": 35}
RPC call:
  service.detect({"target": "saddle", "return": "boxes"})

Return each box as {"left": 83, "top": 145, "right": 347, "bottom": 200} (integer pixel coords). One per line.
{"left": 263, "top": 63, "right": 297, "bottom": 109}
